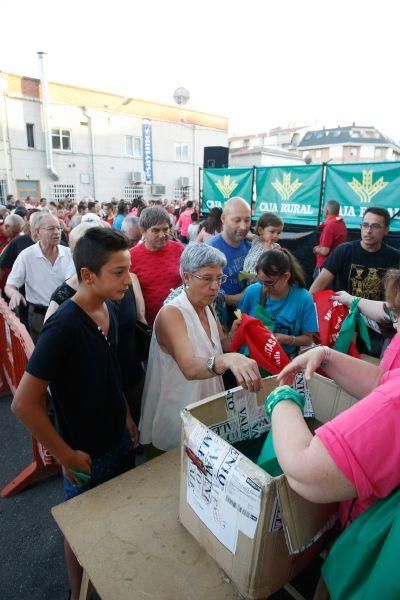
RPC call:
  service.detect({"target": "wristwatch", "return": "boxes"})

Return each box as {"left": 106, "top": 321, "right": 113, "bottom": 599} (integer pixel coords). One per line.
{"left": 207, "top": 355, "right": 224, "bottom": 376}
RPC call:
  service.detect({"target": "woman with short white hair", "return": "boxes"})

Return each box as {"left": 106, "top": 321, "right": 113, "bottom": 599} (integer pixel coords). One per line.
{"left": 140, "top": 243, "right": 261, "bottom": 458}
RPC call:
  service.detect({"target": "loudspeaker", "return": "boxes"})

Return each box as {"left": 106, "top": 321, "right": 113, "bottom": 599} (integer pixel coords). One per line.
{"left": 203, "top": 146, "right": 229, "bottom": 169}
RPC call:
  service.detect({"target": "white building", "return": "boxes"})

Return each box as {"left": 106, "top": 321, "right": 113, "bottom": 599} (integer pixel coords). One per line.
{"left": 0, "top": 69, "right": 228, "bottom": 205}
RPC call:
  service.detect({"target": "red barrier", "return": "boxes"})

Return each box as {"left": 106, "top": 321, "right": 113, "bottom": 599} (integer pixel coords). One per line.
{"left": 0, "top": 298, "right": 61, "bottom": 497}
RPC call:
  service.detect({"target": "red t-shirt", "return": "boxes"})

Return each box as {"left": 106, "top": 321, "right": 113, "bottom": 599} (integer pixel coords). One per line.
{"left": 316, "top": 216, "right": 347, "bottom": 268}
{"left": 130, "top": 240, "right": 184, "bottom": 325}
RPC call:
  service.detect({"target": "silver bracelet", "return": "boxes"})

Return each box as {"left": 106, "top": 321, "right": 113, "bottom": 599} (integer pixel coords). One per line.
{"left": 320, "top": 345, "right": 331, "bottom": 368}
{"left": 290, "top": 335, "right": 296, "bottom": 346}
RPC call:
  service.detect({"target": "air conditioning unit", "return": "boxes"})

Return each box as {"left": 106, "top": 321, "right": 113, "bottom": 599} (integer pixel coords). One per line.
{"left": 178, "top": 176, "right": 191, "bottom": 188}
{"left": 131, "top": 171, "right": 145, "bottom": 184}
{"left": 151, "top": 184, "right": 166, "bottom": 196}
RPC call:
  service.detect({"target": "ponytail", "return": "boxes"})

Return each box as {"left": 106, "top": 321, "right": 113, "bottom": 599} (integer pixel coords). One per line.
{"left": 256, "top": 248, "right": 306, "bottom": 288}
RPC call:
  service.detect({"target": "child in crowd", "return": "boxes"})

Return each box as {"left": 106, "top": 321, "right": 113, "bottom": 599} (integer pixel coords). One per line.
{"left": 187, "top": 212, "right": 200, "bottom": 242}
{"left": 243, "top": 212, "right": 283, "bottom": 274}
{"left": 11, "top": 228, "right": 138, "bottom": 600}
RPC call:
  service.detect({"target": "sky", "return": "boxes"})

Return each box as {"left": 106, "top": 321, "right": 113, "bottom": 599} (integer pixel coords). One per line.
{"left": 2, "top": 0, "right": 399, "bottom": 141}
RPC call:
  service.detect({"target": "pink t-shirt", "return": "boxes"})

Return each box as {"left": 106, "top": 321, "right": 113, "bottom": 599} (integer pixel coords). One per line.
{"left": 177, "top": 209, "right": 193, "bottom": 237}
{"left": 316, "top": 366, "right": 400, "bottom": 527}
{"left": 379, "top": 333, "right": 400, "bottom": 372}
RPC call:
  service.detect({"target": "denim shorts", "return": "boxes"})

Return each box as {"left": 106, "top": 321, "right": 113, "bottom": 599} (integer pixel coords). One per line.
{"left": 63, "top": 429, "right": 133, "bottom": 501}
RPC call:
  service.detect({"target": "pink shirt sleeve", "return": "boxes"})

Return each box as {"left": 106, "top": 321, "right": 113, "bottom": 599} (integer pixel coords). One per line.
{"left": 316, "top": 368, "right": 400, "bottom": 506}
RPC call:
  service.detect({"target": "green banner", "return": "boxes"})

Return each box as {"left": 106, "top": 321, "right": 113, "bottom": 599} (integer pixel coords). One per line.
{"left": 202, "top": 168, "right": 253, "bottom": 213}
{"left": 324, "top": 161, "right": 400, "bottom": 232}
{"left": 254, "top": 165, "right": 323, "bottom": 225}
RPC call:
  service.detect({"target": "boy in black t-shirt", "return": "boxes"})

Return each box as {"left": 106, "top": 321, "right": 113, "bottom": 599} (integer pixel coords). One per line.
{"left": 12, "top": 228, "right": 138, "bottom": 600}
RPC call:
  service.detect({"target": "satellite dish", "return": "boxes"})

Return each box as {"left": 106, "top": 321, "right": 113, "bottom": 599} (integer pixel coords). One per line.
{"left": 173, "top": 87, "right": 190, "bottom": 106}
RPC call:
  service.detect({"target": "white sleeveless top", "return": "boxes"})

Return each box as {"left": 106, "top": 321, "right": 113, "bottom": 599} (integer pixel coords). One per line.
{"left": 139, "top": 290, "right": 224, "bottom": 451}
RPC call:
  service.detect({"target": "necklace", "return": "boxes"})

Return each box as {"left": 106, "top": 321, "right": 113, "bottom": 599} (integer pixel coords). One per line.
{"left": 266, "top": 288, "right": 291, "bottom": 321}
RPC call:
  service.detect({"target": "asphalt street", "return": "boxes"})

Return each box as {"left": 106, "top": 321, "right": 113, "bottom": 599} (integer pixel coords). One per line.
{"left": 0, "top": 393, "right": 67, "bottom": 599}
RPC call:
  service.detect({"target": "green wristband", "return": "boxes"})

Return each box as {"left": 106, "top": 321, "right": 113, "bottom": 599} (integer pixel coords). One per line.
{"left": 265, "top": 385, "right": 305, "bottom": 417}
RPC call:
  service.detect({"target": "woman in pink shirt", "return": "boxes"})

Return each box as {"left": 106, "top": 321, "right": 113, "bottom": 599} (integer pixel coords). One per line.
{"left": 272, "top": 269, "right": 400, "bottom": 528}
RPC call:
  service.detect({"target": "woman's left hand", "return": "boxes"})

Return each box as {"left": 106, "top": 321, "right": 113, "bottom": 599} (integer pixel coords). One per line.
{"left": 126, "top": 413, "right": 139, "bottom": 449}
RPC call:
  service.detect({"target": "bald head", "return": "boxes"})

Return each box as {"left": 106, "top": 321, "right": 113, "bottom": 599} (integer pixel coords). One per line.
{"left": 221, "top": 197, "right": 251, "bottom": 247}
{"left": 4, "top": 214, "right": 24, "bottom": 240}
{"left": 223, "top": 197, "right": 251, "bottom": 217}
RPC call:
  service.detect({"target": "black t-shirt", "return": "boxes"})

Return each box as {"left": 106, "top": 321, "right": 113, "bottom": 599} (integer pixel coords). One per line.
{"left": 0, "top": 234, "right": 34, "bottom": 269}
{"left": 26, "top": 299, "right": 126, "bottom": 457}
{"left": 50, "top": 281, "right": 143, "bottom": 391}
{"left": 323, "top": 241, "right": 400, "bottom": 300}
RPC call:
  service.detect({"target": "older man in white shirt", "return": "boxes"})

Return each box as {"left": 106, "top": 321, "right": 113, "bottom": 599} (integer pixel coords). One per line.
{"left": 5, "top": 213, "right": 75, "bottom": 342}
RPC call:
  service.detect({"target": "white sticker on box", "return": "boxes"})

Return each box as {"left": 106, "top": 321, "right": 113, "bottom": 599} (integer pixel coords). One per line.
{"left": 293, "top": 372, "right": 314, "bottom": 418}
{"left": 268, "top": 497, "right": 283, "bottom": 533}
{"left": 186, "top": 422, "right": 262, "bottom": 553}
{"left": 209, "top": 388, "right": 271, "bottom": 444}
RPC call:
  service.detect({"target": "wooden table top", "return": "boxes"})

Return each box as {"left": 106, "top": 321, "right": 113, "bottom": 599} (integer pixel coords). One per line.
{"left": 52, "top": 448, "right": 237, "bottom": 600}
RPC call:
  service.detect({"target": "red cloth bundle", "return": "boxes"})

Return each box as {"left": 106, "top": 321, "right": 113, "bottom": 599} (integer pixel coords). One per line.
{"left": 229, "top": 313, "right": 290, "bottom": 374}
{"left": 313, "top": 290, "right": 360, "bottom": 358}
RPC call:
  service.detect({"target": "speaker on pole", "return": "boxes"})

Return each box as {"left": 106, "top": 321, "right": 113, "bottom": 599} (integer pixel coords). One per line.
{"left": 203, "top": 146, "right": 229, "bottom": 169}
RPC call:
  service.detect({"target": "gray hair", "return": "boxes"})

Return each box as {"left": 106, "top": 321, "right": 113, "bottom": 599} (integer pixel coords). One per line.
{"left": 179, "top": 243, "right": 227, "bottom": 277}
{"left": 29, "top": 211, "right": 44, "bottom": 232}
{"left": 139, "top": 207, "right": 170, "bottom": 231}
{"left": 5, "top": 214, "right": 24, "bottom": 230}
{"left": 121, "top": 216, "right": 140, "bottom": 232}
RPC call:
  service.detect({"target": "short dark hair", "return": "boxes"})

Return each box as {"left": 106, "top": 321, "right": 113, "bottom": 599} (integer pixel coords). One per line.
{"left": 325, "top": 200, "right": 340, "bottom": 215}
{"left": 186, "top": 200, "right": 194, "bottom": 208}
{"left": 191, "top": 212, "right": 199, "bottom": 222}
{"left": 14, "top": 207, "right": 28, "bottom": 219}
{"left": 88, "top": 201, "right": 96, "bottom": 211}
{"left": 73, "top": 228, "right": 128, "bottom": 282}
{"left": 363, "top": 207, "right": 390, "bottom": 228}
{"left": 255, "top": 212, "right": 283, "bottom": 232}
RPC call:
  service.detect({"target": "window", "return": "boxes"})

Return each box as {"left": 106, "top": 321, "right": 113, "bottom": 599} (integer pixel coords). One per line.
{"left": 316, "top": 132, "right": 324, "bottom": 139}
{"left": 26, "top": 123, "right": 35, "bottom": 148}
{"left": 315, "top": 150, "right": 322, "bottom": 158}
{"left": 124, "top": 185, "right": 145, "bottom": 202}
{"left": 125, "top": 135, "right": 142, "bottom": 157}
{"left": 173, "top": 187, "right": 192, "bottom": 201}
{"left": 52, "top": 128, "right": 71, "bottom": 151}
{"left": 52, "top": 184, "right": 76, "bottom": 203}
{"left": 175, "top": 143, "right": 189, "bottom": 162}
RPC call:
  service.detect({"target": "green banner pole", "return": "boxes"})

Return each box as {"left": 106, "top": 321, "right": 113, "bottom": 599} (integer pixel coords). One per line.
{"left": 317, "top": 161, "right": 329, "bottom": 226}
{"left": 199, "top": 167, "right": 203, "bottom": 215}
{"left": 251, "top": 165, "right": 256, "bottom": 217}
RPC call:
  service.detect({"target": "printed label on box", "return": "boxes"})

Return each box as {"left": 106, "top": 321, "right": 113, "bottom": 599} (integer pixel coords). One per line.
{"left": 268, "top": 497, "right": 283, "bottom": 533}
{"left": 186, "top": 422, "right": 262, "bottom": 553}
{"left": 210, "top": 388, "right": 271, "bottom": 444}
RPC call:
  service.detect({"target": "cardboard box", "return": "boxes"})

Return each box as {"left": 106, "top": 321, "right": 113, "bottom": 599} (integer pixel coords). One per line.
{"left": 179, "top": 374, "right": 357, "bottom": 599}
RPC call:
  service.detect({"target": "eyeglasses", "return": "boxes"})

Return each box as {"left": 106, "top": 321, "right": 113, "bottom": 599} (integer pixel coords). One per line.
{"left": 383, "top": 303, "right": 398, "bottom": 324}
{"left": 40, "top": 226, "right": 61, "bottom": 232}
{"left": 189, "top": 273, "right": 227, "bottom": 285}
{"left": 361, "top": 223, "right": 384, "bottom": 231}
{"left": 257, "top": 275, "right": 282, "bottom": 288}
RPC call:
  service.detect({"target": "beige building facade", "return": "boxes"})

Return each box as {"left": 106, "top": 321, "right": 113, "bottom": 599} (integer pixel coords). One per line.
{"left": 0, "top": 72, "right": 228, "bottom": 204}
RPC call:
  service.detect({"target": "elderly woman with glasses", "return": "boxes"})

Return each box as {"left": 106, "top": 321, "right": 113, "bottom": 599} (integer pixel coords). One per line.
{"left": 270, "top": 268, "right": 400, "bottom": 530}
{"left": 139, "top": 243, "right": 261, "bottom": 457}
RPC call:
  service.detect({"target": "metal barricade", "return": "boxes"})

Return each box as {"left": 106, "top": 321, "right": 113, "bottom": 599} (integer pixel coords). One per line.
{"left": 0, "top": 298, "right": 61, "bottom": 497}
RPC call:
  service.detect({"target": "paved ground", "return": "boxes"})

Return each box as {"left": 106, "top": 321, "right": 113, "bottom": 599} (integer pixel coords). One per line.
{"left": 1, "top": 393, "right": 68, "bottom": 600}
{"left": 1, "top": 392, "right": 320, "bottom": 600}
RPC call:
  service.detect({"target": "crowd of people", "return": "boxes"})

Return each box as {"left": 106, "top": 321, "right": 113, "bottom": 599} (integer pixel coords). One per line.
{"left": 2, "top": 190, "right": 400, "bottom": 599}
